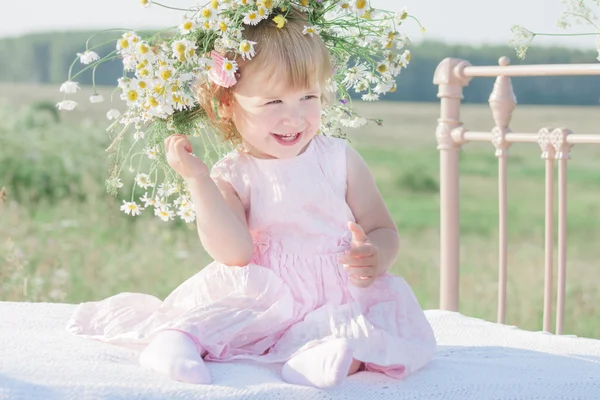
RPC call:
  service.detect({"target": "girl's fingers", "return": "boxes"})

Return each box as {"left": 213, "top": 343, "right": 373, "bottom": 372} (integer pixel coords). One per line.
{"left": 338, "top": 253, "right": 374, "bottom": 266}
{"left": 347, "top": 245, "right": 374, "bottom": 258}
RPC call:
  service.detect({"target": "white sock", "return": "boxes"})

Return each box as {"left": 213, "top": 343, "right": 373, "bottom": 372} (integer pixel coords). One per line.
{"left": 281, "top": 339, "right": 354, "bottom": 388}
{"left": 139, "top": 330, "right": 211, "bottom": 384}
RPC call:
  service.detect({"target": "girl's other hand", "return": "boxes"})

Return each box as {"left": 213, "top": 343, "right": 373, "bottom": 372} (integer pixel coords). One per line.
{"left": 165, "top": 134, "right": 210, "bottom": 181}
{"left": 338, "top": 221, "right": 380, "bottom": 289}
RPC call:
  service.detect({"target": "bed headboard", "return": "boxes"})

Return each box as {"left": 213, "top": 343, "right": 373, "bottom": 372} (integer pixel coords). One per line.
{"left": 433, "top": 56, "right": 600, "bottom": 335}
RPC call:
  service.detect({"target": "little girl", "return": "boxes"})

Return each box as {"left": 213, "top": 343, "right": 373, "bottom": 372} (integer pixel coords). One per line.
{"left": 67, "top": 5, "right": 436, "bottom": 389}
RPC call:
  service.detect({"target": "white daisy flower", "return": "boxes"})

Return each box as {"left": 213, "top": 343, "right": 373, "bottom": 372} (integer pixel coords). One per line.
{"left": 140, "top": 0, "right": 152, "bottom": 8}
{"left": 140, "top": 192, "right": 156, "bottom": 208}
{"left": 77, "top": 50, "right": 100, "bottom": 64}
{"left": 120, "top": 201, "right": 143, "bottom": 216}
{"left": 56, "top": 100, "right": 77, "bottom": 111}
{"left": 179, "top": 18, "right": 196, "bottom": 34}
{"left": 135, "top": 173, "right": 154, "bottom": 189}
{"left": 243, "top": 11, "right": 261, "bottom": 25}
{"left": 361, "top": 92, "right": 379, "bottom": 101}
{"left": 302, "top": 26, "right": 320, "bottom": 36}
{"left": 89, "top": 94, "right": 104, "bottom": 103}
{"left": 155, "top": 206, "right": 175, "bottom": 221}
{"left": 238, "top": 40, "right": 257, "bottom": 60}
{"left": 177, "top": 207, "right": 196, "bottom": 223}
{"left": 106, "top": 109, "right": 121, "bottom": 120}
{"left": 145, "top": 146, "right": 159, "bottom": 160}
{"left": 59, "top": 81, "right": 80, "bottom": 94}
{"left": 134, "top": 131, "right": 145, "bottom": 140}
{"left": 222, "top": 58, "right": 238, "bottom": 78}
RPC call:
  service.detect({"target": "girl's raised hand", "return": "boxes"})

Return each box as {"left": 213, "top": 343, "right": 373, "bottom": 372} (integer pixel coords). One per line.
{"left": 338, "top": 221, "right": 380, "bottom": 288}
{"left": 164, "top": 134, "right": 210, "bottom": 180}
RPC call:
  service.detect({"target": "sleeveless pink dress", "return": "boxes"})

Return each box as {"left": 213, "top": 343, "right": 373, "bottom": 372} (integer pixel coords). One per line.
{"left": 67, "top": 135, "right": 437, "bottom": 379}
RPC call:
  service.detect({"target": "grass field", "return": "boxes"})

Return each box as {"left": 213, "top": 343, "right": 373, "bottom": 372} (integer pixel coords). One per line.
{"left": 1, "top": 83, "right": 599, "bottom": 339}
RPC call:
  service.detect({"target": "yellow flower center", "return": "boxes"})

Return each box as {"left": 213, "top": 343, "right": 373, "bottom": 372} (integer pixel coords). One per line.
{"left": 204, "top": 21, "right": 211, "bottom": 29}
{"left": 140, "top": 69, "right": 149, "bottom": 77}
{"left": 355, "top": 0, "right": 366, "bottom": 10}
{"left": 127, "top": 90, "right": 139, "bottom": 101}
{"left": 149, "top": 97, "right": 158, "bottom": 107}
{"left": 172, "top": 94, "right": 182, "bottom": 103}
{"left": 377, "top": 64, "right": 388, "bottom": 73}
{"left": 223, "top": 61, "right": 233, "bottom": 71}
{"left": 341, "top": 3, "right": 349, "bottom": 9}
{"left": 138, "top": 81, "right": 147, "bottom": 89}
{"left": 248, "top": 13, "right": 257, "bottom": 21}
{"left": 211, "top": 0, "right": 219, "bottom": 8}
{"left": 258, "top": 7, "right": 265, "bottom": 16}
{"left": 389, "top": 83, "right": 397, "bottom": 93}
{"left": 183, "top": 21, "right": 193, "bottom": 31}
{"left": 240, "top": 41, "right": 251, "bottom": 53}
{"left": 175, "top": 43, "right": 186, "bottom": 54}
{"left": 262, "top": 0, "right": 273, "bottom": 8}
{"left": 140, "top": 0, "right": 150, "bottom": 5}
{"left": 406, "top": 53, "right": 411, "bottom": 62}
{"left": 154, "top": 84, "right": 165, "bottom": 95}
{"left": 138, "top": 43, "right": 149, "bottom": 54}
{"left": 128, "top": 204, "right": 137, "bottom": 210}
{"left": 119, "top": 39, "right": 129, "bottom": 49}
{"left": 159, "top": 60, "right": 167, "bottom": 66}
{"left": 219, "top": 21, "right": 227, "bottom": 32}
{"left": 202, "top": 8, "right": 212, "bottom": 18}
{"left": 385, "top": 40, "right": 393, "bottom": 49}
{"left": 300, "top": 0, "right": 309, "bottom": 5}
{"left": 161, "top": 70, "right": 172, "bottom": 80}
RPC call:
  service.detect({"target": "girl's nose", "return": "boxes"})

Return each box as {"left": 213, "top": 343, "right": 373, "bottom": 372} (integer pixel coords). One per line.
{"left": 281, "top": 106, "right": 302, "bottom": 126}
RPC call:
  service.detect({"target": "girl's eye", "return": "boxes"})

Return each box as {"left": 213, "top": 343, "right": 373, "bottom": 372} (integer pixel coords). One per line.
{"left": 265, "top": 100, "right": 282, "bottom": 105}
{"left": 303, "top": 95, "right": 319, "bottom": 100}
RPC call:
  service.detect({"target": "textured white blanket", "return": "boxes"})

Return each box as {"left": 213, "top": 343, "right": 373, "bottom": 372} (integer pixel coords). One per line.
{"left": 1, "top": 301, "right": 599, "bottom": 399}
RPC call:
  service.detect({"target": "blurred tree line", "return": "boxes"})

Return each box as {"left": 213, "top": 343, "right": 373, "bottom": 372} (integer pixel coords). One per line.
{"left": 1, "top": 31, "right": 599, "bottom": 105}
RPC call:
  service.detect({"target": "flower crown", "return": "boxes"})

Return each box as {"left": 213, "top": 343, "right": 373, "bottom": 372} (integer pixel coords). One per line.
{"left": 58, "top": 0, "right": 422, "bottom": 223}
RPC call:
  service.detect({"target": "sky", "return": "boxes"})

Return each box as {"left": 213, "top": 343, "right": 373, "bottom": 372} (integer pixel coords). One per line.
{"left": 0, "top": 0, "right": 597, "bottom": 49}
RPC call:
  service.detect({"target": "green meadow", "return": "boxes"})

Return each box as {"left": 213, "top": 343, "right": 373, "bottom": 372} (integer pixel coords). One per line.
{"left": 1, "top": 83, "right": 598, "bottom": 339}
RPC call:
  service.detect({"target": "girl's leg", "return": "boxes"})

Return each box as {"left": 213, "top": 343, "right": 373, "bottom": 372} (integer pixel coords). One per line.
{"left": 281, "top": 339, "right": 360, "bottom": 388}
{"left": 139, "top": 329, "right": 211, "bottom": 384}
{"left": 348, "top": 359, "right": 363, "bottom": 376}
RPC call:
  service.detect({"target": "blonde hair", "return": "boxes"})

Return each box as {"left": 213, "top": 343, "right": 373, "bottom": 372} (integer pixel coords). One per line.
{"left": 195, "top": 7, "right": 333, "bottom": 145}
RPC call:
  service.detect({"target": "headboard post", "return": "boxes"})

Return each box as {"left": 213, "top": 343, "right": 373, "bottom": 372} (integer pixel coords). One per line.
{"left": 433, "top": 58, "right": 472, "bottom": 311}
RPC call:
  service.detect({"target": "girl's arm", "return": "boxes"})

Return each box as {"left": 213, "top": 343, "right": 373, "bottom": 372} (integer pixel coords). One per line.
{"left": 345, "top": 144, "right": 400, "bottom": 275}
{"left": 186, "top": 173, "right": 254, "bottom": 267}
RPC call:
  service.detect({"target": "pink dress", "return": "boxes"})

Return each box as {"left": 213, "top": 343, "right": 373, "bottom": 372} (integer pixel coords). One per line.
{"left": 67, "top": 135, "right": 437, "bottom": 379}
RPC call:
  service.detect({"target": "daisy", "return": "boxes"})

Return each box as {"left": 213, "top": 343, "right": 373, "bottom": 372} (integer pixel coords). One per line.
{"left": 106, "top": 109, "right": 121, "bottom": 120}
{"left": 89, "top": 94, "right": 104, "bottom": 103}
{"left": 77, "top": 50, "right": 100, "bottom": 64}
{"left": 120, "top": 201, "right": 143, "bottom": 216}
{"left": 135, "top": 173, "right": 154, "bottom": 189}
{"left": 155, "top": 206, "right": 175, "bottom": 221}
{"left": 59, "top": 81, "right": 80, "bottom": 94}
{"left": 56, "top": 100, "right": 77, "bottom": 111}
{"left": 238, "top": 40, "right": 257, "bottom": 60}
{"left": 177, "top": 207, "right": 196, "bottom": 223}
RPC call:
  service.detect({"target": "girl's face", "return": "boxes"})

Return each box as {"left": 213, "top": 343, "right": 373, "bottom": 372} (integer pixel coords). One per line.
{"left": 228, "top": 67, "right": 323, "bottom": 159}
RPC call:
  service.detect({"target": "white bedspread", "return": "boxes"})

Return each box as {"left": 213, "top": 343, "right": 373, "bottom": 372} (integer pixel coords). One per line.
{"left": 1, "top": 301, "right": 599, "bottom": 400}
